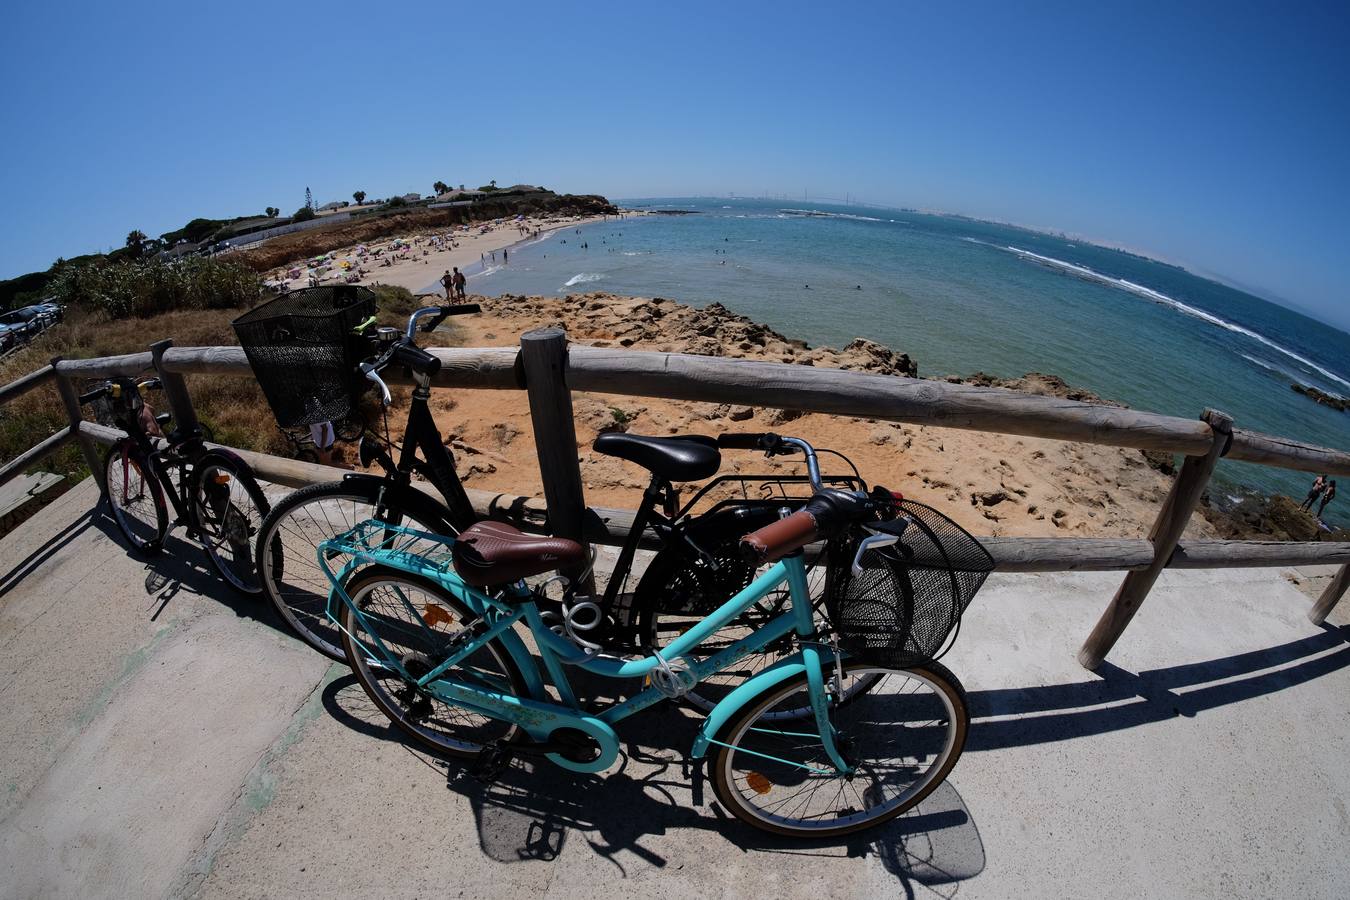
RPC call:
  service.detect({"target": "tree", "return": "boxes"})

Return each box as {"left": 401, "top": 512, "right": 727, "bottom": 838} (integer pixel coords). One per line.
{"left": 265, "top": 207, "right": 279, "bottom": 218}
{"left": 478, "top": 180, "right": 498, "bottom": 192}
{"left": 293, "top": 206, "right": 316, "bottom": 222}
{"left": 125, "top": 230, "right": 148, "bottom": 258}
{"left": 305, "top": 187, "right": 313, "bottom": 210}
{"left": 433, "top": 180, "right": 449, "bottom": 196}
{"left": 353, "top": 190, "right": 366, "bottom": 205}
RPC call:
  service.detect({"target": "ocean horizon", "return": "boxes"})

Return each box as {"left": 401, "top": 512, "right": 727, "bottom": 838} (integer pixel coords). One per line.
{"left": 463, "top": 197, "right": 1350, "bottom": 525}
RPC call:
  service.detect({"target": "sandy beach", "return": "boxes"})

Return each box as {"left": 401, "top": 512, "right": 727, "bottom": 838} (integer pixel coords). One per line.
{"left": 372, "top": 290, "right": 1222, "bottom": 542}
{"left": 262, "top": 212, "right": 614, "bottom": 297}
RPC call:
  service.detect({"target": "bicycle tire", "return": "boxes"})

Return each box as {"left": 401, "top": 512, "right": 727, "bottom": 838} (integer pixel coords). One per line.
{"left": 104, "top": 445, "right": 168, "bottom": 554}
{"left": 340, "top": 565, "right": 526, "bottom": 758}
{"left": 710, "top": 660, "right": 968, "bottom": 838}
{"left": 255, "top": 480, "right": 452, "bottom": 660}
{"left": 190, "top": 451, "right": 270, "bottom": 594}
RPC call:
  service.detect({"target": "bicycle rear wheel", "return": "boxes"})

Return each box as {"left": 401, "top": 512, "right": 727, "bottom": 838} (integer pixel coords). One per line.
{"left": 710, "top": 661, "right": 968, "bottom": 837}
{"left": 255, "top": 481, "right": 450, "bottom": 660}
{"left": 191, "top": 452, "right": 269, "bottom": 594}
{"left": 104, "top": 445, "right": 167, "bottom": 554}
{"left": 340, "top": 566, "right": 525, "bottom": 758}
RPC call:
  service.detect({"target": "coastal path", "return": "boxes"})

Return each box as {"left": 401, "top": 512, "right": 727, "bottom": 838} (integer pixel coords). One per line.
{"left": 1, "top": 478, "right": 1348, "bottom": 898}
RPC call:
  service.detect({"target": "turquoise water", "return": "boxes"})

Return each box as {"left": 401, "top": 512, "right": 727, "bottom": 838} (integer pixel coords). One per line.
{"left": 470, "top": 198, "right": 1350, "bottom": 524}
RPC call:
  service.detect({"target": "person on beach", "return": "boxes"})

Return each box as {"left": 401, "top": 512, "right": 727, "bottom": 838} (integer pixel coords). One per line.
{"left": 503, "top": 249, "right": 509, "bottom": 264}
{"left": 452, "top": 267, "right": 466, "bottom": 300}
{"left": 1318, "top": 480, "right": 1337, "bottom": 518}
{"left": 1302, "top": 475, "right": 1327, "bottom": 510}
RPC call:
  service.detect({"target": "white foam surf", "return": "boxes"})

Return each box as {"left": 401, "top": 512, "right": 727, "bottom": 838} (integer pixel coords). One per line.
{"left": 1005, "top": 246, "right": 1350, "bottom": 391}
{"left": 563, "top": 272, "right": 604, "bottom": 287}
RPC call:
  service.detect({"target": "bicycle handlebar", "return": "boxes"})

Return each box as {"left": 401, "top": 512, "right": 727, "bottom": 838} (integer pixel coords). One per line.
{"left": 718, "top": 432, "right": 825, "bottom": 492}
{"left": 78, "top": 386, "right": 108, "bottom": 405}
{"left": 361, "top": 304, "right": 482, "bottom": 405}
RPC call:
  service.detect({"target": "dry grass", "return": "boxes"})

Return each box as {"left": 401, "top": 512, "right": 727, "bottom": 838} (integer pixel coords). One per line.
{"left": 0, "top": 284, "right": 464, "bottom": 486}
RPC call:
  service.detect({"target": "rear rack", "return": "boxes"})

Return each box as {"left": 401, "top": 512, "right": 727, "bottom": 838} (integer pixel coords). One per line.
{"left": 318, "top": 519, "right": 458, "bottom": 582}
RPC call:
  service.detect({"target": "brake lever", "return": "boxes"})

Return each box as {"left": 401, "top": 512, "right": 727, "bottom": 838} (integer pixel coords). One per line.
{"left": 850, "top": 519, "right": 909, "bottom": 577}
{"left": 360, "top": 362, "right": 392, "bottom": 406}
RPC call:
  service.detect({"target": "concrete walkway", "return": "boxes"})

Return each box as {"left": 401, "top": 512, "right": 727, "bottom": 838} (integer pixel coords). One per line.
{"left": 1, "top": 478, "right": 1347, "bottom": 898}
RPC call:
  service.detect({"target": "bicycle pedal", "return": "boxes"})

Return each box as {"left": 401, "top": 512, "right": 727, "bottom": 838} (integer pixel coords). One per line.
{"left": 470, "top": 742, "right": 513, "bottom": 783}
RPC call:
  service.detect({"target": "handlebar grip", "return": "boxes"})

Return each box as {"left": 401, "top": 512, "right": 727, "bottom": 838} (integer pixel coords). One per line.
{"left": 391, "top": 342, "right": 442, "bottom": 376}
{"left": 78, "top": 387, "right": 107, "bottom": 405}
{"left": 716, "top": 432, "right": 779, "bottom": 450}
{"left": 442, "top": 303, "right": 481, "bottom": 316}
{"left": 741, "top": 509, "right": 819, "bottom": 564}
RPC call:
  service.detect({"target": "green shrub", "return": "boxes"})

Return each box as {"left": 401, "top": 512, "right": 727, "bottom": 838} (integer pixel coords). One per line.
{"left": 46, "top": 257, "right": 266, "bottom": 319}
{"left": 292, "top": 206, "right": 316, "bottom": 222}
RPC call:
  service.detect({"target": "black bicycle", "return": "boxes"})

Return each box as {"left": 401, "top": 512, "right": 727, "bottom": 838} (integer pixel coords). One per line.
{"left": 244, "top": 294, "right": 868, "bottom": 713}
{"left": 81, "top": 376, "right": 269, "bottom": 593}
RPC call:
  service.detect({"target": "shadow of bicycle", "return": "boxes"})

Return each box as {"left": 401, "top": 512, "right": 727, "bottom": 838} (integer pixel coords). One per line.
{"left": 321, "top": 672, "right": 985, "bottom": 891}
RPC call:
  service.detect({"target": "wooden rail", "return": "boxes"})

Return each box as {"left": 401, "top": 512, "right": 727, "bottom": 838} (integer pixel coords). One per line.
{"left": 1, "top": 330, "right": 1346, "bottom": 669}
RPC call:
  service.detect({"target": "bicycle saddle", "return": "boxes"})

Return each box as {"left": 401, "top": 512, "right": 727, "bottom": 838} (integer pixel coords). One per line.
{"left": 592, "top": 433, "right": 720, "bottom": 481}
{"left": 452, "top": 521, "right": 587, "bottom": 587}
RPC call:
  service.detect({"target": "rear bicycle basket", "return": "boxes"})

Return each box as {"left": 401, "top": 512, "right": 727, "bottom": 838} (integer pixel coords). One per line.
{"left": 825, "top": 500, "right": 994, "bottom": 668}
{"left": 231, "top": 286, "right": 377, "bottom": 428}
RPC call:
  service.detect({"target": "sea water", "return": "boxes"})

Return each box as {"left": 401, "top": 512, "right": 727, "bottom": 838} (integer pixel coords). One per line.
{"left": 470, "top": 198, "right": 1350, "bottom": 525}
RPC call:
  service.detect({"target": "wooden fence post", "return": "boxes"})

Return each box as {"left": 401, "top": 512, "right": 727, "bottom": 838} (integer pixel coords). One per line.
{"left": 50, "top": 356, "right": 107, "bottom": 495}
{"left": 519, "top": 328, "right": 594, "bottom": 592}
{"left": 1308, "top": 564, "right": 1350, "bottom": 626}
{"left": 149, "top": 339, "right": 201, "bottom": 439}
{"left": 1078, "top": 408, "right": 1233, "bottom": 670}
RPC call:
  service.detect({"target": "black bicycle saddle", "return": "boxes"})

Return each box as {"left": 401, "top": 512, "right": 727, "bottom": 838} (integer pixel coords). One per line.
{"left": 593, "top": 433, "right": 721, "bottom": 481}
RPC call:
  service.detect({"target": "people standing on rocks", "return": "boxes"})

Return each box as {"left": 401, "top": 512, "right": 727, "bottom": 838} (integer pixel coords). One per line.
{"left": 1301, "top": 475, "right": 1327, "bottom": 510}
{"left": 439, "top": 269, "right": 453, "bottom": 301}
{"left": 452, "top": 267, "right": 466, "bottom": 300}
{"left": 1318, "top": 480, "right": 1337, "bottom": 518}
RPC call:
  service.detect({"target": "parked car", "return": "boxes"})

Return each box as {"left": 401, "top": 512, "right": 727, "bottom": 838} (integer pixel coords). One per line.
{"left": 0, "top": 303, "right": 62, "bottom": 350}
{"left": 31, "top": 301, "right": 63, "bottom": 324}
{"left": 0, "top": 308, "right": 41, "bottom": 338}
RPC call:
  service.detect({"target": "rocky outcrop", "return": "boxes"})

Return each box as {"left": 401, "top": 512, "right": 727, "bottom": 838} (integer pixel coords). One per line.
{"left": 1201, "top": 493, "right": 1350, "bottom": 541}
{"left": 1293, "top": 383, "right": 1349, "bottom": 412}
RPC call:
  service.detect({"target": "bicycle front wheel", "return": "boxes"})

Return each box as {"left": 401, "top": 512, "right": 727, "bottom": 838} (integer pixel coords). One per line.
{"left": 340, "top": 566, "right": 525, "bottom": 758}
{"left": 255, "top": 481, "right": 450, "bottom": 661}
{"left": 104, "top": 445, "right": 167, "bottom": 554}
{"left": 710, "top": 661, "right": 968, "bottom": 838}
{"left": 191, "top": 452, "right": 269, "bottom": 594}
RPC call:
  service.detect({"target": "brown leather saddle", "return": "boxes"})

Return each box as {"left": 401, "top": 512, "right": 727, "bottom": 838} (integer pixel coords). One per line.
{"left": 451, "top": 521, "right": 587, "bottom": 587}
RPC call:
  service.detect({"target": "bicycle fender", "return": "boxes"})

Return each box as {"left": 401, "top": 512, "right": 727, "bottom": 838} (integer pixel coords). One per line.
{"left": 196, "top": 447, "right": 252, "bottom": 472}
{"left": 690, "top": 653, "right": 807, "bottom": 759}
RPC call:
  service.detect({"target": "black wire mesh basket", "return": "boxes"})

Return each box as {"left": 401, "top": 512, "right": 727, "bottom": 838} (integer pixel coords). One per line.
{"left": 825, "top": 499, "right": 994, "bottom": 668}
{"left": 231, "top": 286, "right": 377, "bottom": 428}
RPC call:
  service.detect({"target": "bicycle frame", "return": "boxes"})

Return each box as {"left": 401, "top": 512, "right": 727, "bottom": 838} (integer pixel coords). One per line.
{"left": 317, "top": 521, "right": 851, "bottom": 775}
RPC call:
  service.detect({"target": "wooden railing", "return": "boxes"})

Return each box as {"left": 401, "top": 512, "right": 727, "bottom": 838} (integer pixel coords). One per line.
{"left": 3, "top": 328, "right": 1348, "bottom": 670}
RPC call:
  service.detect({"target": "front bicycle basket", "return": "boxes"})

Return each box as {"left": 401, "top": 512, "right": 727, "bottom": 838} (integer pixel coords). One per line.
{"left": 825, "top": 500, "right": 993, "bottom": 668}
{"left": 231, "top": 286, "right": 377, "bottom": 428}
{"left": 87, "top": 378, "right": 143, "bottom": 431}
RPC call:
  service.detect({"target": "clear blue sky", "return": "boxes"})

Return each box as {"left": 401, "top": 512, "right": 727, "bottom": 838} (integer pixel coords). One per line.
{"left": 3, "top": 1, "right": 1347, "bottom": 327}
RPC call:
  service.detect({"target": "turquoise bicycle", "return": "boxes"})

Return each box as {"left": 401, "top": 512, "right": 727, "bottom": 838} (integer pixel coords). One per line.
{"left": 320, "top": 463, "right": 991, "bottom": 837}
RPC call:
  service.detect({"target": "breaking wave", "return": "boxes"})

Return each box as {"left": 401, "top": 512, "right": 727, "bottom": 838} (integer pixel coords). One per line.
{"left": 1005, "top": 246, "right": 1350, "bottom": 392}
{"left": 563, "top": 272, "right": 604, "bottom": 287}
